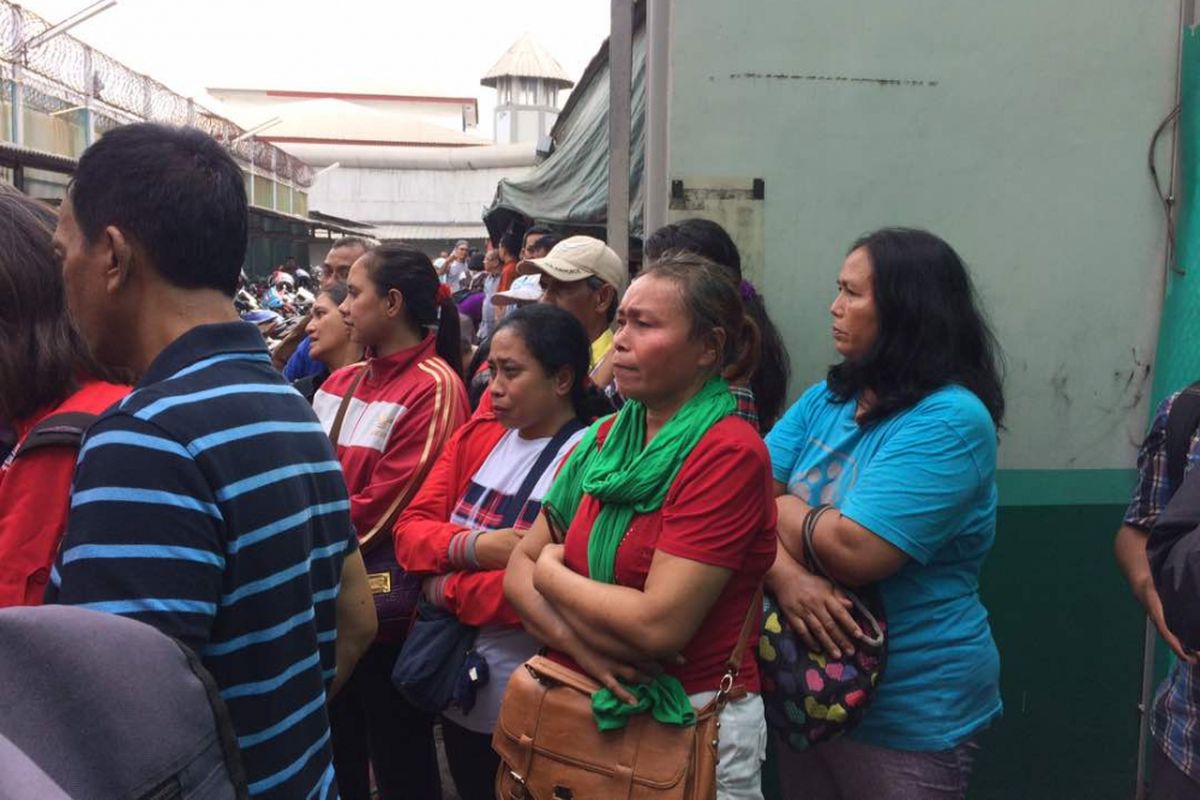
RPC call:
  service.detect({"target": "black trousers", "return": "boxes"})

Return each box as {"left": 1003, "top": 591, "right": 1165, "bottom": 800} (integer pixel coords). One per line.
{"left": 330, "top": 641, "right": 441, "bottom": 800}
{"left": 441, "top": 717, "right": 501, "bottom": 800}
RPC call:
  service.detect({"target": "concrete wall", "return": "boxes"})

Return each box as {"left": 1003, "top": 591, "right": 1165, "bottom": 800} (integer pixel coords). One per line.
{"left": 668, "top": 1, "right": 1180, "bottom": 478}
{"left": 309, "top": 163, "right": 535, "bottom": 226}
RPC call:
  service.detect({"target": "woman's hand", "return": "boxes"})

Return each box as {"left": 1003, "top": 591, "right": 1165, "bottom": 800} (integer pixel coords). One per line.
{"left": 474, "top": 528, "right": 523, "bottom": 570}
{"left": 767, "top": 549, "right": 863, "bottom": 659}
{"left": 564, "top": 639, "right": 659, "bottom": 705}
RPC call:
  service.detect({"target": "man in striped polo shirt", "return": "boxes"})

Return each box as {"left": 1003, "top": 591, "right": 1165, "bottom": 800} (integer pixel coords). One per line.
{"left": 46, "top": 123, "right": 377, "bottom": 800}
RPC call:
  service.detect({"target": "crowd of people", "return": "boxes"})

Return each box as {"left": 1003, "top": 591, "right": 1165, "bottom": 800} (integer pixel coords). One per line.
{"left": 0, "top": 119, "right": 1077, "bottom": 800}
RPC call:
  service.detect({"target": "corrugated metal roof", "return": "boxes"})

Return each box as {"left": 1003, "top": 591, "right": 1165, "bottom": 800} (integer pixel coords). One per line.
{"left": 249, "top": 98, "right": 490, "bottom": 147}
{"left": 372, "top": 223, "right": 489, "bottom": 242}
{"left": 481, "top": 33, "right": 575, "bottom": 87}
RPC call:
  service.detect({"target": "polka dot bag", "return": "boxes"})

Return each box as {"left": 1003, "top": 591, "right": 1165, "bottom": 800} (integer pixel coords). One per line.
{"left": 759, "top": 506, "right": 887, "bottom": 751}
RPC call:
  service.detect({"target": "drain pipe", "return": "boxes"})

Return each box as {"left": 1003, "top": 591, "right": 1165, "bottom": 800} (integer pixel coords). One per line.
{"left": 643, "top": 0, "right": 670, "bottom": 237}
{"left": 607, "top": 0, "right": 634, "bottom": 263}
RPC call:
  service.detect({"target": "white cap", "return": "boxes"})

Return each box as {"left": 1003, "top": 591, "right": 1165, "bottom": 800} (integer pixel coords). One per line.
{"left": 491, "top": 274, "right": 543, "bottom": 307}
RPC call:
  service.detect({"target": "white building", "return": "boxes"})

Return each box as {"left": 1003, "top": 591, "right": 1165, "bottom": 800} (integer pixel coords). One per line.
{"left": 204, "top": 35, "right": 577, "bottom": 256}
{"left": 482, "top": 33, "right": 576, "bottom": 146}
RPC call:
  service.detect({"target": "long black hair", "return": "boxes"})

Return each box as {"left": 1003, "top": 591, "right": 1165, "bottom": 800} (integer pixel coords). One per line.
{"left": 492, "top": 304, "right": 608, "bottom": 421}
{"left": 362, "top": 242, "right": 463, "bottom": 376}
{"left": 0, "top": 187, "right": 116, "bottom": 423}
{"left": 827, "top": 228, "right": 1005, "bottom": 427}
{"left": 644, "top": 218, "right": 790, "bottom": 432}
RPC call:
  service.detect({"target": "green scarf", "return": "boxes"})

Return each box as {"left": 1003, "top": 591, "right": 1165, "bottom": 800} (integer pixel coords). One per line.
{"left": 542, "top": 376, "right": 735, "bottom": 730}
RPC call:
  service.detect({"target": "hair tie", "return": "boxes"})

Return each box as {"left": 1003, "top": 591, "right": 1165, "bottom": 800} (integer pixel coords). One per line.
{"left": 436, "top": 283, "right": 453, "bottom": 304}
{"left": 739, "top": 279, "right": 758, "bottom": 302}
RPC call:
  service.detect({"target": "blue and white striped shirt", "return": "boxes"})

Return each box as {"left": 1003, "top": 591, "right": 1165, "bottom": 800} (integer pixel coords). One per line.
{"left": 46, "top": 321, "right": 355, "bottom": 800}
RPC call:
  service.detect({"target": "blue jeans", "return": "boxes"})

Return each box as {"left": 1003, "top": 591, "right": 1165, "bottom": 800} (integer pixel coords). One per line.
{"left": 776, "top": 736, "right": 979, "bottom": 800}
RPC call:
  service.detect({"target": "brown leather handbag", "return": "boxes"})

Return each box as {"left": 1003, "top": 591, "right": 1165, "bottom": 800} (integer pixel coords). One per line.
{"left": 492, "top": 587, "right": 762, "bottom": 800}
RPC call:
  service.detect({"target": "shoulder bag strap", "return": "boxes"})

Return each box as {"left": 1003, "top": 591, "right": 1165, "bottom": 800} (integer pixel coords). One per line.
{"left": 327, "top": 363, "right": 368, "bottom": 448}
{"left": 500, "top": 419, "right": 585, "bottom": 529}
{"left": 724, "top": 583, "right": 764, "bottom": 679}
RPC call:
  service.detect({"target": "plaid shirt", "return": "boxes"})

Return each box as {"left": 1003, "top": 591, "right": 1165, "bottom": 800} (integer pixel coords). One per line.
{"left": 1124, "top": 390, "right": 1200, "bottom": 780}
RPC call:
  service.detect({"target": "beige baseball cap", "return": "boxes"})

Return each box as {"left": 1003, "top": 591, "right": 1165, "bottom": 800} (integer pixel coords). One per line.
{"left": 517, "top": 235, "right": 628, "bottom": 295}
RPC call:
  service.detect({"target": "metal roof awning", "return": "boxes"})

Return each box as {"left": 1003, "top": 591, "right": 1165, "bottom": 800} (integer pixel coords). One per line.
{"left": 0, "top": 141, "right": 78, "bottom": 173}
{"left": 372, "top": 223, "right": 489, "bottom": 242}
{"left": 483, "top": 3, "right": 645, "bottom": 241}
{"left": 307, "top": 209, "right": 373, "bottom": 230}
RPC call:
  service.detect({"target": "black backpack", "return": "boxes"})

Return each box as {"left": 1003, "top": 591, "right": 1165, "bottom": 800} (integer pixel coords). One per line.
{"left": 5, "top": 411, "right": 98, "bottom": 462}
{"left": 1148, "top": 383, "right": 1200, "bottom": 652}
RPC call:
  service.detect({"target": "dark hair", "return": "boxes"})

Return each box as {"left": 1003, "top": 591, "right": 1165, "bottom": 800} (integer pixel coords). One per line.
{"left": 0, "top": 187, "right": 111, "bottom": 422}
{"left": 331, "top": 236, "right": 371, "bottom": 253}
{"left": 362, "top": 242, "right": 463, "bottom": 376}
{"left": 499, "top": 230, "right": 522, "bottom": 259}
{"left": 640, "top": 253, "right": 760, "bottom": 386}
{"left": 528, "top": 234, "right": 559, "bottom": 257}
{"left": 468, "top": 253, "right": 485, "bottom": 272}
{"left": 70, "top": 123, "right": 247, "bottom": 296}
{"left": 585, "top": 276, "right": 619, "bottom": 324}
{"left": 493, "top": 304, "right": 600, "bottom": 421}
{"left": 524, "top": 224, "right": 553, "bottom": 241}
{"left": 644, "top": 218, "right": 789, "bottom": 430}
{"left": 319, "top": 282, "right": 349, "bottom": 306}
{"left": 828, "top": 228, "right": 1005, "bottom": 426}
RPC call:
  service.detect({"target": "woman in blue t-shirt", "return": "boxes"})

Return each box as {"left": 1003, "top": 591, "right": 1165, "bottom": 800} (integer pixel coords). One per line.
{"left": 767, "top": 228, "right": 1005, "bottom": 799}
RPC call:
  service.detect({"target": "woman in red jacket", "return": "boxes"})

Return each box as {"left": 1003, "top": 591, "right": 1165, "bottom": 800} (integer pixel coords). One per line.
{"left": 313, "top": 242, "right": 468, "bottom": 800}
{"left": 0, "top": 186, "right": 128, "bottom": 607}
{"left": 394, "top": 303, "right": 594, "bottom": 800}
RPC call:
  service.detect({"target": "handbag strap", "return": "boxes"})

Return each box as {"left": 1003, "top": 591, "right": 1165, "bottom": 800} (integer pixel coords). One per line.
{"left": 327, "top": 362, "right": 368, "bottom": 447}
{"left": 802, "top": 504, "right": 886, "bottom": 648}
{"left": 724, "top": 583, "right": 764, "bottom": 679}
{"left": 500, "top": 418, "right": 584, "bottom": 529}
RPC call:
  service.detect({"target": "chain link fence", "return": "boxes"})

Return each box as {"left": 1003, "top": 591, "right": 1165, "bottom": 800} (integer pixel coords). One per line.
{"left": 0, "top": 0, "right": 313, "bottom": 187}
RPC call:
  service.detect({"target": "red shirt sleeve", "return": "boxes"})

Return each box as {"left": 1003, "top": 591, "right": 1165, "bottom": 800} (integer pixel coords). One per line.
{"left": 655, "top": 419, "right": 776, "bottom": 570}
{"left": 393, "top": 418, "right": 503, "bottom": 573}
{"left": 440, "top": 570, "right": 521, "bottom": 627}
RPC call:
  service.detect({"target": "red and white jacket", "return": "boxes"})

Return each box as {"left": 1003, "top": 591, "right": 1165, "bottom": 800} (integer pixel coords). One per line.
{"left": 313, "top": 336, "right": 467, "bottom": 546}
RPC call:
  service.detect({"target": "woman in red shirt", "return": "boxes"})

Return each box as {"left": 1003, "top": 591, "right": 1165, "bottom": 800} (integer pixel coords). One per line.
{"left": 395, "top": 304, "right": 597, "bottom": 800}
{"left": 313, "top": 242, "right": 467, "bottom": 800}
{"left": 0, "top": 187, "right": 128, "bottom": 607}
{"left": 505, "top": 252, "right": 777, "bottom": 798}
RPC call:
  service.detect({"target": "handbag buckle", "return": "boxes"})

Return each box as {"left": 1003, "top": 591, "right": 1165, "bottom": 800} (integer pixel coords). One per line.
{"left": 718, "top": 671, "right": 735, "bottom": 698}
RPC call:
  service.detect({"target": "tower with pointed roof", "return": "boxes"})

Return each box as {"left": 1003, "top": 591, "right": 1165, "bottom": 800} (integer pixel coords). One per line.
{"left": 481, "top": 33, "right": 575, "bottom": 145}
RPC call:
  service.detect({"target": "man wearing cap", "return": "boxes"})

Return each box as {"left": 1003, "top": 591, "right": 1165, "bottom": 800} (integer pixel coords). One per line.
{"left": 518, "top": 235, "right": 627, "bottom": 389}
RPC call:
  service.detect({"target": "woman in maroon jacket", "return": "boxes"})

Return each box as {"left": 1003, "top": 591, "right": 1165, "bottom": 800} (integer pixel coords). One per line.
{"left": 394, "top": 304, "right": 594, "bottom": 800}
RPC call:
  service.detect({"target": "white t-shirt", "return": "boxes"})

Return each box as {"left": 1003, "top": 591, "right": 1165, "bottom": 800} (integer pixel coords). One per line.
{"left": 442, "top": 426, "right": 585, "bottom": 734}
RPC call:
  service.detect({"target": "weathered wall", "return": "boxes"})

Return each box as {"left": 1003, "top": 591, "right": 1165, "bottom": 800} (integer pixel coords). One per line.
{"left": 668, "top": 1, "right": 1180, "bottom": 484}
{"left": 309, "top": 164, "right": 535, "bottom": 227}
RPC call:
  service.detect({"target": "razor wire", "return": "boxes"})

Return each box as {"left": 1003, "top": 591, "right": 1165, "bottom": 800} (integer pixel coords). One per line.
{"left": 0, "top": 0, "right": 313, "bottom": 187}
